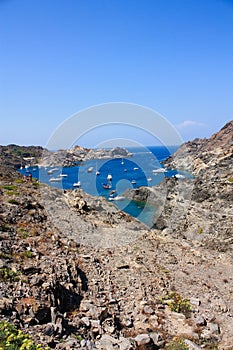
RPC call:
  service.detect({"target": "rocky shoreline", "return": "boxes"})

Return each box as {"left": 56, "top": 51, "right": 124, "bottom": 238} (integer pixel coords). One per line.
{"left": 0, "top": 145, "right": 131, "bottom": 169}
{"left": 0, "top": 121, "right": 233, "bottom": 349}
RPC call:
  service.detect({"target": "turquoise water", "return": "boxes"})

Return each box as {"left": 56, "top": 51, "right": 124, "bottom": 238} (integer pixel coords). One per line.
{"left": 20, "top": 146, "right": 188, "bottom": 226}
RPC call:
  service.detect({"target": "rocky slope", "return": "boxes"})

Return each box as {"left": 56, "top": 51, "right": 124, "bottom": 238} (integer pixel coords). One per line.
{"left": 0, "top": 122, "right": 233, "bottom": 349}
{"left": 163, "top": 120, "right": 233, "bottom": 175}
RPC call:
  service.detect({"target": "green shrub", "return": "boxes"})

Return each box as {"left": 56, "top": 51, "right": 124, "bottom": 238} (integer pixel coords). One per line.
{"left": 160, "top": 291, "right": 192, "bottom": 316}
{"left": 7, "top": 199, "right": 19, "bottom": 205}
{"left": 167, "top": 338, "right": 189, "bottom": 350}
{"left": 17, "top": 228, "right": 29, "bottom": 239}
{"left": 0, "top": 224, "right": 11, "bottom": 232}
{"left": 0, "top": 320, "right": 50, "bottom": 349}
{"left": 2, "top": 185, "right": 18, "bottom": 191}
{"left": 22, "top": 250, "right": 34, "bottom": 259}
{"left": 0, "top": 268, "right": 19, "bottom": 282}
{"left": 14, "top": 179, "right": 24, "bottom": 184}
{"left": 0, "top": 252, "right": 12, "bottom": 260}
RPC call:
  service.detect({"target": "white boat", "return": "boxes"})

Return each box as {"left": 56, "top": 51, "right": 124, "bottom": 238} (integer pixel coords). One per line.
{"left": 88, "top": 167, "right": 94, "bottom": 173}
{"left": 102, "top": 183, "right": 112, "bottom": 189}
{"left": 59, "top": 174, "right": 68, "bottom": 177}
{"left": 20, "top": 166, "right": 23, "bottom": 170}
{"left": 108, "top": 195, "right": 124, "bottom": 201}
{"left": 49, "top": 177, "right": 62, "bottom": 182}
{"left": 96, "top": 170, "right": 100, "bottom": 176}
{"left": 152, "top": 168, "right": 166, "bottom": 173}
{"left": 107, "top": 174, "right": 112, "bottom": 181}
{"left": 73, "top": 181, "right": 81, "bottom": 187}
{"left": 175, "top": 174, "right": 185, "bottom": 179}
{"left": 25, "top": 165, "right": 30, "bottom": 169}
{"left": 131, "top": 180, "right": 136, "bottom": 184}
{"left": 147, "top": 177, "right": 152, "bottom": 182}
{"left": 121, "top": 159, "right": 124, "bottom": 165}
{"left": 133, "top": 167, "right": 139, "bottom": 171}
{"left": 48, "top": 168, "right": 58, "bottom": 175}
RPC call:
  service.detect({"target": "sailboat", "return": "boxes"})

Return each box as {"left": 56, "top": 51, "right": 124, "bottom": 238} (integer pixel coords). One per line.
{"left": 95, "top": 162, "right": 100, "bottom": 175}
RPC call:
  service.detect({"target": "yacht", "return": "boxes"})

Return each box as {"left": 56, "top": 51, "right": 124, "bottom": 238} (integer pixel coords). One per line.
{"left": 88, "top": 167, "right": 94, "bottom": 173}
{"left": 102, "top": 183, "right": 112, "bottom": 189}
{"left": 152, "top": 168, "right": 166, "bottom": 174}
{"left": 49, "top": 177, "right": 62, "bottom": 182}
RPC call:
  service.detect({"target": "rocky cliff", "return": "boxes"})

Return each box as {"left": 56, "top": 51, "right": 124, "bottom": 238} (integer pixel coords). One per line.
{"left": 0, "top": 122, "right": 233, "bottom": 349}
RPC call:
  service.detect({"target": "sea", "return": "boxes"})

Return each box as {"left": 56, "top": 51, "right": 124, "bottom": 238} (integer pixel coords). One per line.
{"left": 20, "top": 146, "right": 189, "bottom": 227}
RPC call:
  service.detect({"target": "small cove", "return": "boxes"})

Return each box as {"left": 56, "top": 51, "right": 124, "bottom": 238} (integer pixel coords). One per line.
{"left": 20, "top": 146, "right": 192, "bottom": 226}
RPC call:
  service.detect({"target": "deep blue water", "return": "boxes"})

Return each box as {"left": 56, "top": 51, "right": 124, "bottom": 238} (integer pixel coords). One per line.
{"left": 20, "top": 146, "right": 189, "bottom": 226}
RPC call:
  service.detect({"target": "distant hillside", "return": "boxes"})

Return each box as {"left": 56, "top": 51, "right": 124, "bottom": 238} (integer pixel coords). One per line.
{"left": 0, "top": 144, "right": 44, "bottom": 169}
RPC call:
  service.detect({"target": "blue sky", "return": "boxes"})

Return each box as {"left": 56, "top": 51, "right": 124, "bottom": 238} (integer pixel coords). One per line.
{"left": 0, "top": 0, "right": 233, "bottom": 148}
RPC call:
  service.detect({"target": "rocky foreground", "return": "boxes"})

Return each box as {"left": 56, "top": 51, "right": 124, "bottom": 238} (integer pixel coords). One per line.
{"left": 0, "top": 122, "right": 233, "bottom": 349}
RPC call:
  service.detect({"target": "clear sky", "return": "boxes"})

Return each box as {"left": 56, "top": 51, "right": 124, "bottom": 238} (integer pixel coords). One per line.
{"left": 0, "top": 0, "right": 233, "bottom": 148}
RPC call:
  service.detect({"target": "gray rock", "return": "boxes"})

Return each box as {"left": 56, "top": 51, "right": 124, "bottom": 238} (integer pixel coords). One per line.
{"left": 80, "top": 339, "right": 87, "bottom": 347}
{"left": 195, "top": 315, "right": 206, "bottom": 326}
{"left": 99, "top": 334, "right": 119, "bottom": 349}
{"left": 43, "top": 323, "right": 55, "bottom": 336}
{"left": 190, "top": 297, "right": 201, "bottom": 306}
{"left": 209, "top": 322, "right": 220, "bottom": 334}
{"left": 81, "top": 316, "right": 90, "bottom": 327}
{"left": 149, "top": 332, "right": 162, "bottom": 345}
{"left": 134, "top": 333, "right": 151, "bottom": 346}
{"left": 143, "top": 305, "right": 154, "bottom": 315}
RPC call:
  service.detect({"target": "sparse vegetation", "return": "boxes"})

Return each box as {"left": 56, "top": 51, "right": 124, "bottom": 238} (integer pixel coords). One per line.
{"left": 0, "top": 320, "right": 50, "bottom": 350}
{"left": 167, "top": 337, "right": 189, "bottom": 350}
{"left": 0, "top": 252, "right": 12, "bottom": 260}
{"left": 7, "top": 199, "right": 19, "bottom": 205}
{"left": 14, "top": 178, "right": 24, "bottom": 184}
{"left": 0, "top": 268, "right": 19, "bottom": 282}
{"left": 0, "top": 224, "right": 11, "bottom": 232}
{"left": 17, "top": 228, "right": 29, "bottom": 239}
{"left": 160, "top": 291, "right": 192, "bottom": 316}
{"left": 22, "top": 250, "right": 34, "bottom": 258}
{"left": 2, "top": 185, "right": 18, "bottom": 191}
